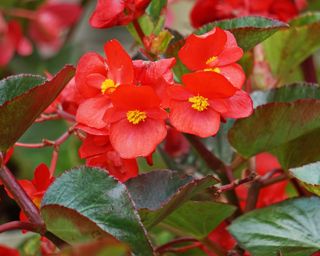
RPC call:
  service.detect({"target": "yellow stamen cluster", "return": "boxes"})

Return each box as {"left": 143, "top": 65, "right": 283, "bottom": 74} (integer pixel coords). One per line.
{"left": 204, "top": 67, "right": 221, "bottom": 73}
{"left": 205, "top": 55, "right": 218, "bottom": 65}
{"left": 188, "top": 95, "right": 209, "bottom": 112}
{"left": 101, "top": 79, "right": 118, "bottom": 94}
{"left": 127, "top": 110, "right": 147, "bottom": 124}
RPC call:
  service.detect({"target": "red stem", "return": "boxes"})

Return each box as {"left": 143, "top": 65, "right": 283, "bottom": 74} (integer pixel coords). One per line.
{"left": 0, "top": 165, "right": 44, "bottom": 230}
{"left": 156, "top": 238, "right": 198, "bottom": 254}
{"left": 132, "top": 19, "right": 146, "bottom": 45}
{"left": 0, "top": 221, "right": 40, "bottom": 233}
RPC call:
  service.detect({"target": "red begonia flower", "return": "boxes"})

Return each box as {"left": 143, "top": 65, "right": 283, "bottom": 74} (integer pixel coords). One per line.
{"left": 133, "top": 58, "right": 176, "bottom": 107}
{"left": 236, "top": 153, "right": 287, "bottom": 209}
{"left": 90, "top": 0, "right": 151, "bottom": 29}
{"left": 5, "top": 164, "right": 54, "bottom": 222}
{"left": 0, "top": 15, "right": 32, "bottom": 66}
{"left": 75, "top": 40, "right": 134, "bottom": 130}
{"left": 164, "top": 127, "right": 190, "bottom": 157}
{"left": 29, "top": 2, "right": 82, "bottom": 53}
{"left": 0, "top": 245, "right": 19, "bottom": 256}
{"left": 105, "top": 85, "right": 167, "bottom": 159}
{"left": 79, "top": 134, "right": 138, "bottom": 182}
{"left": 190, "top": 0, "right": 306, "bottom": 28}
{"left": 178, "top": 28, "right": 244, "bottom": 88}
{"left": 167, "top": 71, "right": 251, "bottom": 137}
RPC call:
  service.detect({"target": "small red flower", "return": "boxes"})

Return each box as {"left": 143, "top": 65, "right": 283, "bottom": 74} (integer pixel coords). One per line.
{"left": 5, "top": 164, "right": 54, "bottom": 222}
{"left": 105, "top": 85, "right": 167, "bottom": 159}
{"left": 79, "top": 134, "right": 138, "bottom": 182}
{"left": 90, "top": 0, "right": 151, "bottom": 29}
{"left": 178, "top": 27, "right": 245, "bottom": 89}
{"left": 167, "top": 71, "right": 252, "bottom": 137}
{"left": 0, "top": 245, "right": 19, "bottom": 256}
{"left": 190, "top": 0, "right": 306, "bottom": 28}
{"left": 0, "top": 15, "right": 32, "bottom": 66}
{"left": 75, "top": 39, "right": 134, "bottom": 130}
{"left": 29, "top": 2, "right": 82, "bottom": 54}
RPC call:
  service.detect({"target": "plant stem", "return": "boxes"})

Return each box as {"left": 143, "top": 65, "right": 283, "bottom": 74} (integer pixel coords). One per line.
{"left": 133, "top": 19, "right": 146, "bottom": 45}
{"left": 0, "top": 165, "right": 44, "bottom": 229}
{"left": 301, "top": 55, "right": 318, "bottom": 83}
{"left": 185, "top": 135, "right": 224, "bottom": 171}
{"left": 216, "top": 172, "right": 257, "bottom": 194}
{"left": 156, "top": 237, "right": 198, "bottom": 254}
{"left": 0, "top": 221, "right": 40, "bottom": 233}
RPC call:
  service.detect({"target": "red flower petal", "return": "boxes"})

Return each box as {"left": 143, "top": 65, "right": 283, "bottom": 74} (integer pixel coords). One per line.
{"left": 218, "top": 63, "right": 245, "bottom": 89}
{"left": 89, "top": 0, "right": 125, "bottom": 28}
{"left": 178, "top": 27, "right": 227, "bottom": 70}
{"left": 32, "top": 163, "right": 52, "bottom": 192}
{"left": 104, "top": 40, "right": 134, "bottom": 85}
{"left": 87, "top": 153, "right": 138, "bottom": 182}
{"left": 211, "top": 90, "right": 253, "bottom": 118}
{"left": 169, "top": 100, "right": 220, "bottom": 137}
{"left": 110, "top": 118, "right": 167, "bottom": 158}
{"left": 76, "top": 97, "right": 111, "bottom": 129}
{"left": 215, "top": 30, "right": 243, "bottom": 66}
{"left": 76, "top": 52, "right": 107, "bottom": 98}
{"left": 111, "top": 85, "right": 161, "bottom": 110}
{"left": 182, "top": 71, "right": 236, "bottom": 99}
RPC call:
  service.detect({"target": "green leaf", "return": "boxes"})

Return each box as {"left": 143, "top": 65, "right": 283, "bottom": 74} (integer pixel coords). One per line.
{"left": 195, "top": 16, "right": 288, "bottom": 51}
{"left": 163, "top": 201, "right": 235, "bottom": 239}
{"left": 290, "top": 162, "right": 320, "bottom": 196}
{"left": 41, "top": 167, "right": 154, "bottom": 256}
{"left": 0, "top": 65, "right": 75, "bottom": 152}
{"left": 263, "top": 12, "right": 320, "bottom": 81}
{"left": 55, "top": 237, "right": 130, "bottom": 256}
{"left": 228, "top": 197, "right": 320, "bottom": 256}
{"left": 229, "top": 84, "right": 320, "bottom": 168}
{"left": 251, "top": 82, "right": 320, "bottom": 107}
{"left": 147, "top": 0, "right": 167, "bottom": 23}
{"left": 126, "top": 170, "right": 218, "bottom": 228}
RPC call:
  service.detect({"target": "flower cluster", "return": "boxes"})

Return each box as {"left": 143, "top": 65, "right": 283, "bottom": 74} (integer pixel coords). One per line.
{"left": 0, "top": 1, "right": 81, "bottom": 65}
{"left": 5, "top": 164, "right": 54, "bottom": 222}
{"left": 74, "top": 27, "right": 252, "bottom": 181}
{"left": 90, "top": 0, "right": 150, "bottom": 28}
{"left": 191, "top": 0, "right": 307, "bottom": 28}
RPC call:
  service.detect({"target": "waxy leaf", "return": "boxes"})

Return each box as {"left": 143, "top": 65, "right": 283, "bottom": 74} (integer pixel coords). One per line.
{"left": 229, "top": 197, "right": 320, "bottom": 256}
{"left": 263, "top": 12, "right": 320, "bottom": 81}
{"left": 41, "top": 167, "right": 153, "bottom": 256}
{"left": 125, "top": 170, "right": 218, "bottom": 228}
{"left": 229, "top": 84, "right": 320, "bottom": 168}
{"left": 195, "top": 16, "right": 288, "bottom": 51}
{"left": 290, "top": 162, "right": 320, "bottom": 196}
{"left": 0, "top": 65, "right": 75, "bottom": 152}
{"left": 163, "top": 201, "right": 236, "bottom": 239}
{"left": 251, "top": 83, "right": 320, "bottom": 108}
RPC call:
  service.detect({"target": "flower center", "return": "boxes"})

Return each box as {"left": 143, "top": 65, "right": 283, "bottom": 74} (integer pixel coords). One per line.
{"left": 206, "top": 55, "right": 218, "bottom": 65}
{"left": 101, "top": 79, "right": 118, "bottom": 94}
{"left": 127, "top": 110, "right": 147, "bottom": 124}
{"left": 188, "top": 95, "right": 209, "bottom": 112}
{"left": 204, "top": 67, "right": 221, "bottom": 73}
